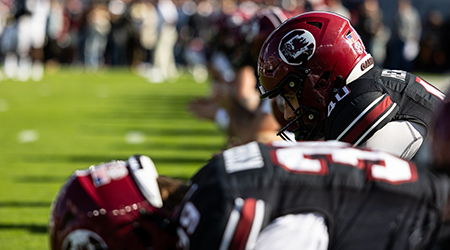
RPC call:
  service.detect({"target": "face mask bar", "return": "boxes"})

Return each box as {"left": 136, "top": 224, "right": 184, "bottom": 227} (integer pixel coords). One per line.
{"left": 276, "top": 91, "right": 322, "bottom": 141}
{"left": 275, "top": 106, "right": 307, "bottom": 141}
{"left": 260, "top": 52, "right": 325, "bottom": 141}
{"left": 273, "top": 54, "right": 318, "bottom": 141}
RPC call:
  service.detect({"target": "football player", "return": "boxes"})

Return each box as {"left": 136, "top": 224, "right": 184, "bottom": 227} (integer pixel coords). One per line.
{"left": 175, "top": 90, "right": 450, "bottom": 249}
{"left": 258, "top": 11, "right": 445, "bottom": 160}
{"left": 50, "top": 89, "right": 450, "bottom": 250}
{"left": 48, "top": 155, "right": 186, "bottom": 250}
{"left": 188, "top": 6, "right": 291, "bottom": 147}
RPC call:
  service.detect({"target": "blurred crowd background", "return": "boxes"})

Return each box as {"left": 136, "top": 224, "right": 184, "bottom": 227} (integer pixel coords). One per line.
{"left": 1, "top": 0, "right": 450, "bottom": 83}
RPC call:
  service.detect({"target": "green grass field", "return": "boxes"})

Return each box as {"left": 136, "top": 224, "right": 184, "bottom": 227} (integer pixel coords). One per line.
{"left": 0, "top": 68, "right": 448, "bottom": 249}
{"left": 0, "top": 68, "right": 225, "bottom": 249}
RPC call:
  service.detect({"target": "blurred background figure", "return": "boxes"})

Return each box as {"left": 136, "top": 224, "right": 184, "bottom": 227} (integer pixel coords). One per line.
{"left": 325, "top": 0, "right": 350, "bottom": 19}
{"left": 280, "top": 0, "right": 306, "bottom": 16}
{"left": 24, "top": 0, "right": 50, "bottom": 81}
{"left": 442, "top": 9, "right": 450, "bottom": 72}
{"left": 306, "top": 0, "right": 329, "bottom": 12}
{"left": 0, "top": 0, "right": 447, "bottom": 79}
{"left": 44, "top": 0, "right": 66, "bottom": 68}
{"left": 1, "top": 13, "right": 18, "bottom": 80}
{"left": 188, "top": 5, "right": 292, "bottom": 147}
{"left": 107, "top": 0, "right": 131, "bottom": 66}
{"left": 415, "top": 10, "right": 446, "bottom": 73}
{"left": 385, "top": 0, "right": 421, "bottom": 71}
{"left": 0, "top": 0, "right": 11, "bottom": 47}
{"left": 84, "top": 1, "right": 111, "bottom": 71}
{"left": 129, "top": 0, "right": 159, "bottom": 74}
{"left": 2, "top": 0, "right": 50, "bottom": 81}
{"left": 353, "top": 0, "right": 388, "bottom": 67}
{"left": 148, "top": 0, "right": 179, "bottom": 83}
{"left": 188, "top": 1, "right": 258, "bottom": 146}
{"left": 42, "top": 0, "right": 86, "bottom": 67}
{"left": 175, "top": 0, "right": 214, "bottom": 83}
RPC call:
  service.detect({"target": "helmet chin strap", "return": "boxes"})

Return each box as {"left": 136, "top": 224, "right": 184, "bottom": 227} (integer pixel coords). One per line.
{"left": 276, "top": 51, "right": 327, "bottom": 141}
{"left": 293, "top": 109, "right": 322, "bottom": 141}
{"left": 276, "top": 101, "right": 322, "bottom": 141}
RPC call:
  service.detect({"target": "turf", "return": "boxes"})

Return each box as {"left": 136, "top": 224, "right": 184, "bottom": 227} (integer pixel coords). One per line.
{"left": 0, "top": 68, "right": 224, "bottom": 249}
{"left": 1, "top": 68, "right": 448, "bottom": 249}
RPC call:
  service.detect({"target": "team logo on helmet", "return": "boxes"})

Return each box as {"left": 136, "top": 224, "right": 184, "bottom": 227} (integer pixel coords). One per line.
{"left": 62, "top": 229, "right": 108, "bottom": 250}
{"left": 279, "top": 29, "right": 315, "bottom": 65}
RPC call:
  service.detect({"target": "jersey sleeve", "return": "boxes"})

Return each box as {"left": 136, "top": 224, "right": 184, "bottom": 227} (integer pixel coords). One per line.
{"left": 325, "top": 90, "right": 399, "bottom": 146}
{"left": 175, "top": 143, "right": 270, "bottom": 250}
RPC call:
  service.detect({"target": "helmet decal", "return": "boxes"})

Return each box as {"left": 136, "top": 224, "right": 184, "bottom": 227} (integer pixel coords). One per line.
{"left": 353, "top": 40, "right": 364, "bottom": 55}
{"left": 279, "top": 29, "right": 316, "bottom": 65}
{"left": 259, "top": 12, "right": 370, "bottom": 140}
{"left": 345, "top": 29, "right": 364, "bottom": 55}
{"left": 90, "top": 161, "right": 128, "bottom": 187}
{"left": 62, "top": 229, "right": 108, "bottom": 250}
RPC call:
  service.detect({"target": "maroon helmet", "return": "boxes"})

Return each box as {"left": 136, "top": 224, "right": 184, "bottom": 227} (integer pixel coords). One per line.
{"left": 258, "top": 11, "right": 374, "bottom": 141}
{"left": 49, "top": 155, "right": 176, "bottom": 250}
{"left": 431, "top": 89, "right": 450, "bottom": 170}
{"left": 242, "top": 6, "right": 292, "bottom": 65}
{"left": 207, "top": 3, "right": 258, "bottom": 68}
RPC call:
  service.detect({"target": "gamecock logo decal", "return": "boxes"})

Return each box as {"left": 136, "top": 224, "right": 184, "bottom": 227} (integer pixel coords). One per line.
{"left": 279, "top": 29, "right": 316, "bottom": 65}
{"left": 62, "top": 229, "right": 108, "bottom": 250}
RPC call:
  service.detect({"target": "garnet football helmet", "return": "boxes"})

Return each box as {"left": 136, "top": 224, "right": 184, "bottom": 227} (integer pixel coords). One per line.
{"left": 242, "top": 6, "right": 291, "bottom": 65}
{"left": 207, "top": 3, "right": 258, "bottom": 69}
{"left": 258, "top": 11, "right": 374, "bottom": 141}
{"left": 431, "top": 89, "right": 450, "bottom": 171}
{"left": 49, "top": 155, "right": 176, "bottom": 250}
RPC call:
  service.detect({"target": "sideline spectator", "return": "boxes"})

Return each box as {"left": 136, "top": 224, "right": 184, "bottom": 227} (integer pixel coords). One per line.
{"left": 106, "top": 0, "right": 131, "bottom": 66}
{"left": 148, "top": 0, "right": 179, "bottom": 83}
{"left": 442, "top": 9, "right": 450, "bottom": 72}
{"left": 416, "top": 10, "right": 446, "bottom": 73}
{"left": 44, "top": 0, "right": 66, "bottom": 67}
{"left": 0, "top": 0, "right": 448, "bottom": 77}
{"left": 84, "top": 2, "right": 111, "bottom": 71}
{"left": 385, "top": 0, "right": 421, "bottom": 71}
{"left": 129, "top": 0, "right": 159, "bottom": 70}
{"left": 353, "top": 0, "right": 388, "bottom": 66}
{"left": 325, "top": 0, "right": 350, "bottom": 19}
{"left": 1, "top": 14, "right": 18, "bottom": 79}
{"left": 176, "top": 0, "right": 214, "bottom": 83}
{"left": 1, "top": 0, "right": 50, "bottom": 81}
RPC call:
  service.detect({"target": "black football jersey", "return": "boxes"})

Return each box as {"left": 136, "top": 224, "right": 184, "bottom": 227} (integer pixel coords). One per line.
{"left": 175, "top": 141, "right": 450, "bottom": 250}
{"left": 325, "top": 67, "right": 445, "bottom": 145}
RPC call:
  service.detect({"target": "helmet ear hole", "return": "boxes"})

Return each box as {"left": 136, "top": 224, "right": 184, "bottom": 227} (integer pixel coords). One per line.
{"left": 306, "top": 21, "right": 323, "bottom": 29}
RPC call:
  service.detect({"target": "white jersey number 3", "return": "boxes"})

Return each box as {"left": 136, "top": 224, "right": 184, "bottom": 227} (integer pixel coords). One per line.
{"left": 272, "top": 145, "right": 418, "bottom": 184}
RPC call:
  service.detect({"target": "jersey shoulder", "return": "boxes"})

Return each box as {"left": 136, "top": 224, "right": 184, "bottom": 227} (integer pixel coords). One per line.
{"left": 377, "top": 68, "right": 445, "bottom": 106}
{"left": 189, "top": 141, "right": 271, "bottom": 188}
{"left": 325, "top": 85, "right": 398, "bottom": 145}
